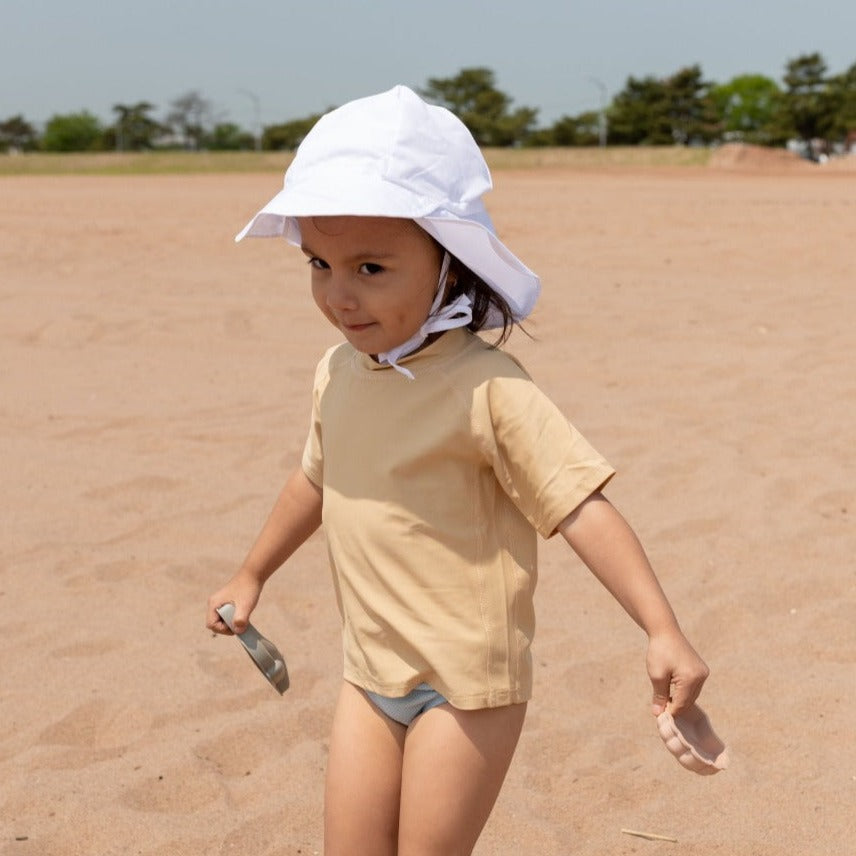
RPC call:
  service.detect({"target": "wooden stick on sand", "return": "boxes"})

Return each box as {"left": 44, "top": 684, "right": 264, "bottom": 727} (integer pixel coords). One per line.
{"left": 621, "top": 828, "right": 678, "bottom": 843}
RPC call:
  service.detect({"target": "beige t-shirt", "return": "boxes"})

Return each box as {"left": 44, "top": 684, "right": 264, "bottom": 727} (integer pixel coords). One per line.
{"left": 302, "top": 328, "right": 614, "bottom": 709}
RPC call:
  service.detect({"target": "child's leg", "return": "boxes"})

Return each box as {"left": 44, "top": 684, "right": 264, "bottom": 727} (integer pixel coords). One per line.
{"left": 397, "top": 702, "right": 527, "bottom": 856}
{"left": 324, "top": 681, "right": 407, "bottom": 856}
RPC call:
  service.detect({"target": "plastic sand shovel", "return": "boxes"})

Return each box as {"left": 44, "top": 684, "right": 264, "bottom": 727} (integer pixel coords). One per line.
{"left": 657, "top": 703, "right": 729, "bottom": 775}
{"left": 216, "top": 603, "right": 289, "bottom": 695}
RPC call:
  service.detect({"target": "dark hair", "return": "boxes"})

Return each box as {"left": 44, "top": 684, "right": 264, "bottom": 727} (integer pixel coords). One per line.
{"left": 446, "top": 257, "right": 520, "bottom": 348}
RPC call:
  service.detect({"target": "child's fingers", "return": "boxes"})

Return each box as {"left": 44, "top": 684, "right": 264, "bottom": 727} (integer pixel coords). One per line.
{"left": 206, "top": 576, "right": 262, "bottom": 635}
{"left": 230, "top": 604, "right": 250, "bottom": 634}
{"left": 654, "top": 667, "right": 708, "bottom": 717}
{"left": 206, "top": 599, "right": 235, "bottom": 634}
{"left": 647, "top": 631, "right": 709, "bottom": 716}
{"left": 650, "top": 676, "right": 672, "bottom": 716}
{"left": 651, "top": 675, "right": 702, "bottom": 717}
{"left": 668, "top": 673, "right": 706, "bottom": 717}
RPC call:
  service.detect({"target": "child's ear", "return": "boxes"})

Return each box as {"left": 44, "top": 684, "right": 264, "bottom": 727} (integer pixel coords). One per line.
{"left": 446, "top": 259, "right": 459, "bottom": 288}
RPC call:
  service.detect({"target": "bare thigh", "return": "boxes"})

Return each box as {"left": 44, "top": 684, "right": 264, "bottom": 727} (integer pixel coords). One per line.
{"left": 398, "top": 701, "right": 527, "bottom": 856}
{"left": 324, "top": 681, "right": 407, "bottom": 856}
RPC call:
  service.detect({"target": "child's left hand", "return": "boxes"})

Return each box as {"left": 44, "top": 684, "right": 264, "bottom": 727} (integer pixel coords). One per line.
{"left": 646, "top": 629, "right": 709, "bottom": 717}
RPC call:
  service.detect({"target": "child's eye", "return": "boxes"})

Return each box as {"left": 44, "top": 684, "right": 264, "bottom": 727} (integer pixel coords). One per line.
{"left": 307, "top": 257, "right": 328, "bottom": 270}
{"left": 359, "top": 262, "right": 384, "bottom": 275}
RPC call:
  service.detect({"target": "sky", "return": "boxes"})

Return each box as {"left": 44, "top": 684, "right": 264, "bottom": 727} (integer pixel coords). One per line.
{"left": 3, "top": 0, "right": 856, "bottom": 132}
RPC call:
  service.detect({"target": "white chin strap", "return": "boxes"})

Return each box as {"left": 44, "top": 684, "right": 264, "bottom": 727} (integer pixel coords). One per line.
{"left": 376, "top": 252, "right": 473, "bottom": 379}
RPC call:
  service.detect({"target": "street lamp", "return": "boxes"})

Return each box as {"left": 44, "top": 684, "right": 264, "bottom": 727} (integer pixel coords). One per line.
{"left": 238, "top": 89, "right": 262, "bottom": 151}
{"left": 587, "top": 76, "right": 608, "bottom": 148}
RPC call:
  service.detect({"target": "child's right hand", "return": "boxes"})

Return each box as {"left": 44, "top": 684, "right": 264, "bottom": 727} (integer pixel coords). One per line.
{"left": 206, "top": 571, "right": 263, "bottom": 635}
{"left": 646, "top": 628, "right": 709, "bottom": 717}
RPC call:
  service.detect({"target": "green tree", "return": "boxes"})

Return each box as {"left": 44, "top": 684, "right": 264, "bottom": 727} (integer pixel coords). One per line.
{"left": 610, "top": 65, "right": 719, "bottom": 144}
{"left": 0, "top": 115, "right": 38, "bottom": 152}
{"left": 665, "top": 65, "right": 719, "bottom": 144}
{"left": 421, "top": 67, "right": 538, "bottom": 146}
{"left": 41, "top": 111, "right": 104, "bottom": 152}
{"left": 710, "top": 74, "right": 782, "bottom": 143}
{"left": 206, "top": 122, "right": 255, "bottom": 150}
{"left": 823, "top": 61, "right": 856, "bottom": 143}
{"left": 532, "top": 111, "right": 602, "bottom": 147}
{"left": 608, "top": 75, "right": 672, "bottom": 144}
{"left": 262, "top": 114, "right": 323, "bottom": 150}
{"left": 488, "top": 106, "right": 539, "bottom": 147}
{"left": 112, "top": 101, "right": 162, "bottom": 150}
{"left": 780, "top": 52, "right": 829, "bottom": 143}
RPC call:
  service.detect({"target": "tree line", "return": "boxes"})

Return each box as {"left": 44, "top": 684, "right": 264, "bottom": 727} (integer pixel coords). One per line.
{"left": 2, "top": 53, "right": 854, "bottom": 154}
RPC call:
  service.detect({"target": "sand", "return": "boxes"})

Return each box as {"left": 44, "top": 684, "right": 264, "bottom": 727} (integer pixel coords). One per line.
{"left": 1, "top": 154, "right": 854, "bottom": 855}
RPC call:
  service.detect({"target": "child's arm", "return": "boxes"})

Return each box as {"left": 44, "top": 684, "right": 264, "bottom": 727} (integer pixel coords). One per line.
{"left": 206, "top": 466, "right": 323, "bottom": 635}
{"left": 557, "top": 491, "right": 709, "bottom": 716}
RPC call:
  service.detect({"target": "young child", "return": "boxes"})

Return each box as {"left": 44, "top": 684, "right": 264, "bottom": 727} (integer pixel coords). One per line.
{"left": 207, "top": 85, "right": 709, "bottom": 856}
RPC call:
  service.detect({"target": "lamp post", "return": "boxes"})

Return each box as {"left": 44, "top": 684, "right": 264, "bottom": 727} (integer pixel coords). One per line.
{"left": 587, "top": 76, "right": 608, "bottom": 148}
{"left": 239, "top": 89, "right": 262, "bottom": 151}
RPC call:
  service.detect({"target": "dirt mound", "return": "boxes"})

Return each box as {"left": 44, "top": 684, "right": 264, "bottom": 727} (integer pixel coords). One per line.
{"left": 711, "top": 143, "right": 856, "bottom": 173}
{"left": 709, "top": 143, "right": 816, "bottom": 171}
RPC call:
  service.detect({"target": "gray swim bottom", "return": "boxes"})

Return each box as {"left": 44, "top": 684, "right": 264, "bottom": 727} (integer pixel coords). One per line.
{"left": 364, "top": 682, "right": 448, "bottom": 726}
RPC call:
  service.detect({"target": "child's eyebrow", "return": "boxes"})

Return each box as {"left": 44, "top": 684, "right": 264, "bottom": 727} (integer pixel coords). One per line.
{"left": 300, "top": 244, "right": 395, "bottom": 262}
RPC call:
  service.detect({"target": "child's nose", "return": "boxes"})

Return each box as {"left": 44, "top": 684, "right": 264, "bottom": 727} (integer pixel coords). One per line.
{"left": 324, "top": 274, "right": 358, "bottom": 310}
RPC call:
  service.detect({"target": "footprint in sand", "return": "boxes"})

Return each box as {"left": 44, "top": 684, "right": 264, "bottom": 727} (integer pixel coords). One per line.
{"left": 33, "top": 700, "right": 155, "bottom": 771}
{"left": 38, "top": 700, "right": 155, "bottom": 750}
{"left": 193, "top": 723, "right": 273, "bottom": 779}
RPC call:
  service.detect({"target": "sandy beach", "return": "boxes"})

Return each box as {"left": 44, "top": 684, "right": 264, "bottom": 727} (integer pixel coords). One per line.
{"left": 1, "top": 152, "right": 854, "bottom": 855}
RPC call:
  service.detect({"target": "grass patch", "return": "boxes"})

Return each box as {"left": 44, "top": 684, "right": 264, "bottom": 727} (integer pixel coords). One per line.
{"left": 0, "top": 150, "right": 295, "bottom": 176}
{"left": 0, "top": 146, "right": 712, "bottom": 177}
{"left": 484, "top": 146, "right": 712, "bottom": 169}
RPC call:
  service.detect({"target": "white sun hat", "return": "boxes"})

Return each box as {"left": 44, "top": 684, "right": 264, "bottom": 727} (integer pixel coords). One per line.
{"left": 235, "top": 85, "right": 540, "bottom": 327}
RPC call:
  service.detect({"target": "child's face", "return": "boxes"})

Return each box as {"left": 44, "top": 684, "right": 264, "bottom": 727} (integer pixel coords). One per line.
{"left": 298, "top": 216, "right": 444, "bottom": 356}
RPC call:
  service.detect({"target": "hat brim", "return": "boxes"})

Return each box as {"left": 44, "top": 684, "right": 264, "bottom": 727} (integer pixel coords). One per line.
{"left": 235, "top": 171, "right": 440, "bottom": 241}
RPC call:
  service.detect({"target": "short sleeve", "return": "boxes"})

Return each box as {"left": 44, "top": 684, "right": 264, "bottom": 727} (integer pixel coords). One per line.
{"left": 300, "top": 347, "right": 336, "bottom": 487}
{"left": 473, "top": 375, "right": 615, "bottom": 538}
